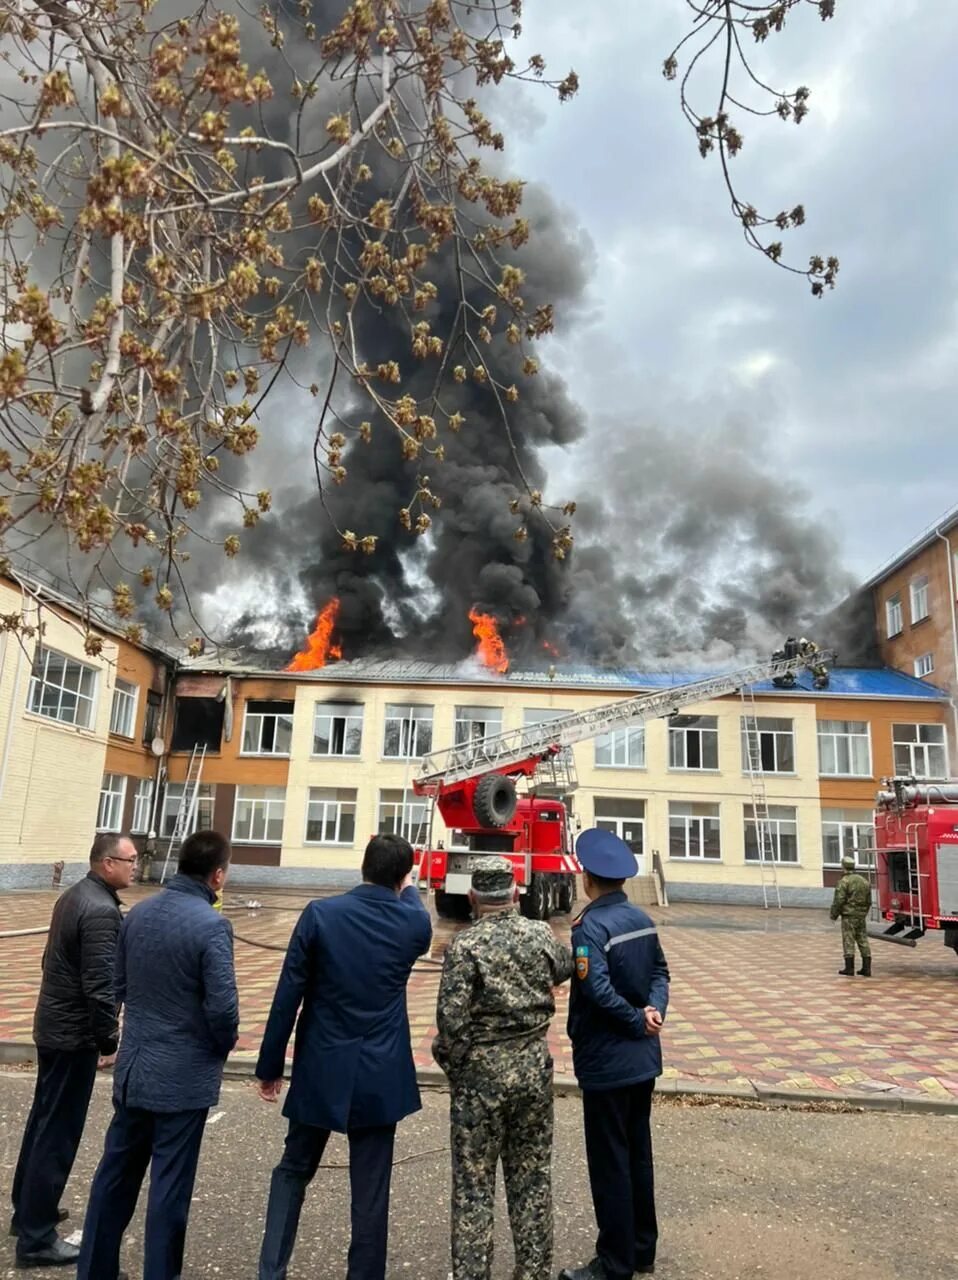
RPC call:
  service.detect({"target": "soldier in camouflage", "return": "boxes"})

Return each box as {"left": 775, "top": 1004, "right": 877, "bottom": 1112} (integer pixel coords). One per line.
{"left": 432, "top": 856, "right": 573, "bottom": 1280}
{"left": 830, "top": 853, "right": 873, "bottom": 977}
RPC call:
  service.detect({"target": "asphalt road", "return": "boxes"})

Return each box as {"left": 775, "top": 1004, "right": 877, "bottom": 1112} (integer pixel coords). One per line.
{"left": 0, "top": 1070, "right": 953, "bottom": 1279}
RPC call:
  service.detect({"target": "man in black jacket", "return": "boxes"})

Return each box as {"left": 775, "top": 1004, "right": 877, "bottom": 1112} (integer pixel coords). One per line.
{"left": 11, "top": 832, "right": 137, "bottom": 1269}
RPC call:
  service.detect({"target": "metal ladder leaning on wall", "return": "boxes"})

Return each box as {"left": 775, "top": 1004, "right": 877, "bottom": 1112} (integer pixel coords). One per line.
{"left": 160, "top": 744, "right": 207, "bottom": 884}
{"left": 740, "top": 687, "right": 782, "bottom": 910}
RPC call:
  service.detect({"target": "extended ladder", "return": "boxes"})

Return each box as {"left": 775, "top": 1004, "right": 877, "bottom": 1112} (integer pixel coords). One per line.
{"left": 739, "top": 687, "right": 781, "bottom": 910}
{"left": 160, "top": 745, "right": 207, "bottom": 883}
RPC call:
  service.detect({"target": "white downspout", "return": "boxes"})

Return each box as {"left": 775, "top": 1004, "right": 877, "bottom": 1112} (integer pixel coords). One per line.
{"left": 935, "top": 527, "right": 958, "bottom": 772}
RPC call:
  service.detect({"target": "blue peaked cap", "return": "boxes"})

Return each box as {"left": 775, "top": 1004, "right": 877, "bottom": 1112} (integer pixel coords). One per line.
{"left": 575, "top": 827, "right": 638, "bottom": 880}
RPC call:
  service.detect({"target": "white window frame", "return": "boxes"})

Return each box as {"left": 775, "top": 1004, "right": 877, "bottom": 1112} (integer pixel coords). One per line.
{"left": 131, "top": 778, "right": 154, "bottom": 834}
{"left": 304, "top": 787, "right": 357, "bottom": 845}
{"left": 97, "top": 774, "right": 127, "bottom": 832}
{"left": 744, "top": 804, "right": 799, "bottom": 864}
{"left": 595, "top": 725, "right": 646, "bottom": 769}
{"left": 241, "top": 701, "right": 294, "bottom": 756}
{"left": 668, "top": 802, "right": 721, "bottom": 860}
{"left": 454, "top": 705, "right": 504, "bottom": 746}
{"left": 377, "top": 788, "right": 430, "bottom": 846}
{"left": 109, "top": 679, "right": 138, "bottom": 738}
{"left": 740, "top": 716, "right": 795, "bottom": 774}
{"left": 910, "top": 574, "right": 930, "bottom": 623}
{"left": 885, "top": 593, "right": 903, "bottom": 638}
{"left": 668, "top": 715, "right": 719, "bottom": 771}
{"left": 160, "top": 783, "right": 215, "bottom": 839}
{"left": 817, "top": 720, "right": 872, "bottom": 778}
{"left": 312, "top": 702, "right": 364, "bottom": 758}
{"left": 913, "top": 652, "right": 935, "bottom": 678}
{"left": 821, "top": 809, "right": 875, "bottom": 868}
{"left": 27, "top": 647, "right": 98, "bottom": 730}
{"left": 893, "top": 723, "right": 948, "bottom": 780}
{"left": 594, "top": 799, "right": 646, "bottom": 857}
{"left": 233, "top": 786, "right": 286, "bottom": 844}
{"left": 383, "top": 704, "right": 434, "bottom": 760}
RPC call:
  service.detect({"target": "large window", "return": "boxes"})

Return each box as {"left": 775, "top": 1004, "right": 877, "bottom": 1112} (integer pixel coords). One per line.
{"left": 668, "top": 715, "right": 719, "bottom": 770}
{"left": 383, "top": 704, "right": 433, "bottom": 759}
{"left": 914, "top": 652, "right": 935, "bottom": 678}
{"left": 817, "top": 720, "right": 871, "bottom": 777}
{"left": 312, "top": 702, "right": 363, "bottom": 756}
{"left": 910, "top": 574, "right": 930, "bottom": 623}
{"left": 131, "top": 778, "right": 154, "bottom": 834}
{"left": 668, "top": 801, "right": 721, "bottom": 860}
{"left": 744, "top": 805, "right": 799, "bottom": 864}
{"left": 160, "top": 783, "right": 214, "bottom": 839}
{"left": 110, "top": 679, "right": 138, "bottom": 738}
{"left": 171, "top": 697, "right": 224, "bottom": 753}
{"left": 885, "top": 593, "right": 903, "bottom": 637}
{"left": 455, "top": 705, "right": 503, "bottom": 746}
{"left": 378, "top": 788, "right": 430, "bottom": 845}
{"left": 595, "top": 725, "right": 645, "bottom": 769}
{"left": 242, "top": 700, "right": 294, "bottom": 755}
{"left": 893, "top": 723, "right": 948, "bottom": 779}
{"left": 97, "top": 774, "right": 126, "bottom": 832}
{"left": 595, "top": 797, "right": 645, "bottom": 858}
{"left": 143, "top": 689, "right": 162, "bottom": 745}
{"left": 740, "top": 716, "right": 795, "bottom": 773}
{"left": 27, "top": 648, "right": 97, "bottom": 729}
{"left": 305, "top": 787, "right": 357, "bottom": 844}
{"left": 822, "top": 808, "right": 875, "bottom": 868}
{"left": 233, "top": 786, "right": 285, "bottom": 844}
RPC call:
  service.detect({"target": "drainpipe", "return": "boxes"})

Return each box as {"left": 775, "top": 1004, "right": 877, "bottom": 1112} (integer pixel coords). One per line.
{"left": 936, "top": 527, "right": 958, "bottom": 772}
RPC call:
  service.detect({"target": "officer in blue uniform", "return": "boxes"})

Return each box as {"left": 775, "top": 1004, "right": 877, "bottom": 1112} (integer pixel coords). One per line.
{"left": 558, "top": 828, "right": 670, "bottom": 1280}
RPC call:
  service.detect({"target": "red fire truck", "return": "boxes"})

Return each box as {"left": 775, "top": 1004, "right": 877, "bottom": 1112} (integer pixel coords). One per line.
{"left": 873, "top": 777, "right": 958, "bottom": 955}
{"left": 412, "top": 644, "right": 832, "bottom": 919}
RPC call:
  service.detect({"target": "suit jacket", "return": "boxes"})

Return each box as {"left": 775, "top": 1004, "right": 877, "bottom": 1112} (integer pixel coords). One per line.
{"left": 113, "top": 874, "right": 239, "bottom": 1113}
{"left": 256, "top": 884, "right": 432, "bottom": 1133}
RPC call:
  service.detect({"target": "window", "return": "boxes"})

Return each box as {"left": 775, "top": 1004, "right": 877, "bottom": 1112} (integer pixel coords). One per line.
{"left": 595, "top": 725, "right": 645, "bottom": 768}
{"left": 523, "top": 708, "right": 574, "bottom": 764}
{"left": 910, "top": 574, "right": 930, "bottom": 623}
{"left": 817, "top": 720, "right": 871, "bottom": 777}
{"left": 740, "top": 716, "right": 795, "bottom": 773}
{"left": 454, "top": 705, "right": 503, "bottom": 746}
{"left": 885, "top": 593, "right": 903, "bottom": 638}
{"left": 171, "top": 697, "right": 224, "bottom": 752}
{"left": 914, "top": 652, "right": 935, "bottom": 678}
{"left": 131, "top": 779, "right": 154, "bottom": 834}
{"left": 27, "top": 648, "right": 97, "bottom": 729}
{"left": 312, "top": 702, "right": 363, "bottom": 757}
{"left": 160, "top": 783, "right": 214, "bottom": 839}
{"left": 893, "top": 723, "right": 948, "bottom": 779}
{"left": 744, "top": 805, "right": 799, "bottom": 864}
{"left": 378, "top": 788, "right": 430, "bottom": 845}
{"left": 233, "top": 786, "right": 285, "bottom": 844}
{"left": 305, "top": 787, "right": 357, "bottom": 844}
{"left": 383, "top": 704, "right": 434, "bottom": 759}
{"left": 97, "top": 774, "right": 126, "bottom": 832}
{"left": 595, "top": 797, "right": 645, "bottom": 858}
{"left": 109, "top": 679, "right": 137, "bottom": 738}
{"left": 242, "top": 700, "right": 294, "bottom": 755}
{"left": 668, "top": 715, "right": 719, "bottom": 770}
{"left": 822, "top": 808, "right": 875, "bottom": 868}
{"left": 668, "top": 801, "right": 721, "bottom": 860}
{"left": 143, "top": 690, "right": 162, "bottom": 745}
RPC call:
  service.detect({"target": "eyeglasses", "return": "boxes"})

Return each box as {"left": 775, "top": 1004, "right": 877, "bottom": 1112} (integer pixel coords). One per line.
{"left": 106, "top": 855, "right": 139, "bottom": 865}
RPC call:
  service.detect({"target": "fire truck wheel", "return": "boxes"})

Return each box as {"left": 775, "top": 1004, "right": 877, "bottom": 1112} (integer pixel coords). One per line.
{"left": 472, "top": 773, "right": 518, "bottom": 827}
{"left": 434, "top": 891, "right": 471, "bottom": 920}
{"left": 520, "top": 874, "right": 549, "bottom": 921}
{"left": 557, "top": 876, "right": 575, "bottom": 914}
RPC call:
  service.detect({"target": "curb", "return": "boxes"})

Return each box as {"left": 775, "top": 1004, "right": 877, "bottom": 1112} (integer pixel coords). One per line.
{"left": 3, "top": 1041, "right": 957, "bottom": 1115}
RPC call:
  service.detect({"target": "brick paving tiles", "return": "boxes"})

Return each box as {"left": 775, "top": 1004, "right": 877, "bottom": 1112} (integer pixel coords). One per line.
{"left": 2, "top": 885, "right": 958, "bottom": 1101}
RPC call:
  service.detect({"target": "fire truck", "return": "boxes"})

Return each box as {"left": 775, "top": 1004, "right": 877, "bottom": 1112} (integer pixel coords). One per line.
{"left": 873, "top": 777, "right": 958, "bottom": 955}
{"left": 412, "top": 642, "right": 832, "bottom": 919}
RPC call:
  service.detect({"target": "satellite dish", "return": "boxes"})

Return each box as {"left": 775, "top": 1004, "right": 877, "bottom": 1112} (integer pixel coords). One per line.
{"left": 150, "top": 737, "right": 166, "bottom": 757}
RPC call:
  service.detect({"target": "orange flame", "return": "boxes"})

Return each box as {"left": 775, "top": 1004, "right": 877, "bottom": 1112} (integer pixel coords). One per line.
{"left": 286, "top": 598, "right": 343, "bottom": 671}
{"left": 542, "top": 639, "right": 560, "bottom": 658}
{"left": 469, "top": 607, "right": 509, "bottom": 673}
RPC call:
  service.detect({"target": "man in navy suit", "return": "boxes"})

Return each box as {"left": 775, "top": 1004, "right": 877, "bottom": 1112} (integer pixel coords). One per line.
{"left": 255, "top": 832, "right": 432, "bottom": 1280}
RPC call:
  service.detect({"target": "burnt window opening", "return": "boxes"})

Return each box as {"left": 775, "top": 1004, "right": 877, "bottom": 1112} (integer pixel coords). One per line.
{"left": 143, "top": 690, "right": 162, "bottom": 745}
{"left": 172, "top": 697, "right": 224, "bottom": 753}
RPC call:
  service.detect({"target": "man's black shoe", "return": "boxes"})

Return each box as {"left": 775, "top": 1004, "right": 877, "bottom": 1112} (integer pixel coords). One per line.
{"left": 558, "top": 1260, "right": 608, "bottom": 1280}
{"left": 9, "top": 1209, "right": 70, "bottom": 1239}
{"left": 636, "top": 1267, "right": 656, "bottom": 1276}
{"left": 14, "top": 1236, "right": 80, "bottom": 1268}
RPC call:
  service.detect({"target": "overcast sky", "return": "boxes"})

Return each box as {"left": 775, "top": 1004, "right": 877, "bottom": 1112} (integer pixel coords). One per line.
{"left": 501, "top": 0, "right": 958, "bottom": 582}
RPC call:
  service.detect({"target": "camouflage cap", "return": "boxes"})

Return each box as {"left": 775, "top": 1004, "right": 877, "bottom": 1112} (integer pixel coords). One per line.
{"left": 841, "top": 854, "right": 856, "bottom": 870}
{"left": 471, "top": 855, "right": 515, "bottom": 897}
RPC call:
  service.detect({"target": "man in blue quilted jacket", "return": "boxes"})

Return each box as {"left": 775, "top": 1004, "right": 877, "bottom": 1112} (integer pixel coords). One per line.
{"left": 77, "top": 829, "right": 239, "bottom": 1280}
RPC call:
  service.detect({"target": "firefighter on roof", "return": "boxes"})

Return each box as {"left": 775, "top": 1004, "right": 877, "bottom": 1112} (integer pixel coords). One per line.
{"left": 831, "top": 853, "right": 873, "bottom": 977}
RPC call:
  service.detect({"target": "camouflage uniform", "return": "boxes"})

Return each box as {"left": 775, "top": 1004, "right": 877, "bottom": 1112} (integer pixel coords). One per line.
{"left": 433, "top": 858, "right": 573, "bottom": 1280}
{"left": 830, "top": 860, "right": 872, "bottom": 967}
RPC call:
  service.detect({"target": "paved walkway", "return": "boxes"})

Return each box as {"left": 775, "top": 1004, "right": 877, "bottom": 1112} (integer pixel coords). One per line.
{"left": 2, "top": 886, "right": 958, "bottom": 1104}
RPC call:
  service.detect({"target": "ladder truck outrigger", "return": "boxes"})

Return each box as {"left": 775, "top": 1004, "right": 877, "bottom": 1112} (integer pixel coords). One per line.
{"left": 412, "top": 638, "right": 834, "bottom": 920}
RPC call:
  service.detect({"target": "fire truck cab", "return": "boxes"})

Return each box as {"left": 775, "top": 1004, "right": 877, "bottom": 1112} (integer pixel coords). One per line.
{"left": 874, "top": 778, "right": 958, "bottom": 954}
